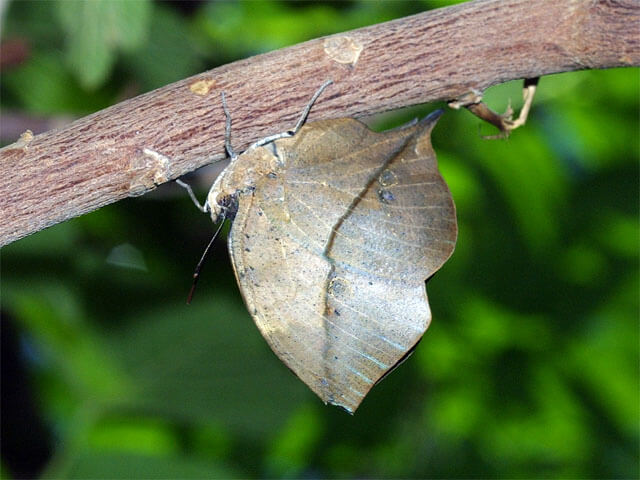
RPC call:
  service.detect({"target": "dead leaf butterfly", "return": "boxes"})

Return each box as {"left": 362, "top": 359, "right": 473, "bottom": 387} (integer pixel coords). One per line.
{"left": 194, "top": 81, "right": 457, "bottom": 413}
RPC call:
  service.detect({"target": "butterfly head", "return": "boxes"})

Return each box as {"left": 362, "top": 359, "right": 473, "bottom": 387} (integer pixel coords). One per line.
{"left": 206, "top": 187, "right": 238, "bottom": 224}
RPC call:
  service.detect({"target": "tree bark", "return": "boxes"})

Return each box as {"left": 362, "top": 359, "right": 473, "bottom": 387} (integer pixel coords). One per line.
{"left": 1, "top": 0, "right": 638, "bottom": 247}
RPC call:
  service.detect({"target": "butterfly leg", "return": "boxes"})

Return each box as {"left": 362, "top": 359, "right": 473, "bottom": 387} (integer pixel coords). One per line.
{"left": 290, "top": 79, "right": 334, "bottom": 135}
{"left": 248, "top": 79, "right": 334, "bottom": 149}
{"left": 177, "top": 92, "right": 238, "bottom": 214}
{"left": 221, "top": 91, "right": 238, "bottom": 160}
{"left": 176, "top": 178, "right": 209, "bottom": 213}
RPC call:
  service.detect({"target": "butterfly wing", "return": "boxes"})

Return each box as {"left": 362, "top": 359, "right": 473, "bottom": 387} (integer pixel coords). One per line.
{"left": 228, "top": 114, "right": 456, "bottom": 412}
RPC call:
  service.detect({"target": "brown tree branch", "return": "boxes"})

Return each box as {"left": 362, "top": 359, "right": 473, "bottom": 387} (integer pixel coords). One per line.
{"left": 1, "top": 0, "right": 638, "bottom": 247}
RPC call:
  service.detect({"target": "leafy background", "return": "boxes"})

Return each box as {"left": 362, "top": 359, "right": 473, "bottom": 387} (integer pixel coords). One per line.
{"left": 1, "top": 1, "right": 638, "bottom": 478}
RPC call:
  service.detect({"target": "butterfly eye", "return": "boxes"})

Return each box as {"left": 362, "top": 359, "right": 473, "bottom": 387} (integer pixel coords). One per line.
{"left": 218, "top": 194, "right": 238, "bottom": 221}
{"left": 217, "top": 194, "right": 231, "bottom": 208}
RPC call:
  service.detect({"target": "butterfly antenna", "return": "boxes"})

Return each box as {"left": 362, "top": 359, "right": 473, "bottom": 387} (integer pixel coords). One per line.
{"left": 186, "top": 218, "right": 226, "bottom": 304}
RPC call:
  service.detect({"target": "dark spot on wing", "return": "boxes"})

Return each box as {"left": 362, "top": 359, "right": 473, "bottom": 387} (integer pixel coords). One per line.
{"left": 377, "top": 189, "right": 395, "bottom": 204}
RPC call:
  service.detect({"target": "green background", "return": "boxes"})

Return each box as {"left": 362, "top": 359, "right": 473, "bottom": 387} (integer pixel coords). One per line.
{"left": 1, "top": 1, "right": 638, "bottom": 478}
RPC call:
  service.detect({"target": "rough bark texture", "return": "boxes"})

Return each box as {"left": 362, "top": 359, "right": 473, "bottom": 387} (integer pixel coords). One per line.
{"left": 1, "top": 0, "right": 638, "bottom": 247}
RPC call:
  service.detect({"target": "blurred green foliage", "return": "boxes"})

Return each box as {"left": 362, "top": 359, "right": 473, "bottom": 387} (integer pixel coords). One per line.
{"left": 1, "top": 1, "right": 638, "bottom": 479}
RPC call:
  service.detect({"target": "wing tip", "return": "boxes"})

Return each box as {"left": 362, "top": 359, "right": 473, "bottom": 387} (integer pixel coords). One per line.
{"left": 418, "top": 108, "right": 445, "bottom": 133}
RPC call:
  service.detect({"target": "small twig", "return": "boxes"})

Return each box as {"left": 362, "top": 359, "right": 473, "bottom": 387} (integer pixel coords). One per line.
{"left": 449, "top": 77, "right": 539, "bottom": 139}
{"left": 504, "top": 77, "right": 539, "bottom": 131}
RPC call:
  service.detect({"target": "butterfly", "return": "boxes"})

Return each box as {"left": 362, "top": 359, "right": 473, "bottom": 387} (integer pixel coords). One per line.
{"left": 188, "top": 81, "right": 457, "bottom": 413}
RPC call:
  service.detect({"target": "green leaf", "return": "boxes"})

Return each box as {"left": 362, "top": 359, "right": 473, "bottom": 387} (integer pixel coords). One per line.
{"left": 62, "top": 451, "right": 238, "bottom": 479}
{"left": 55, "top": 0, "right": 151, "bottom": 89}
{"left": 265, "top": 405, "right": 324, "bottom": 477}
{"left": 107, "top": 296, "right": 312, "bottom": 436}
{"left": 122, "top": 5, "right": 204, "bottom": 90}
{"left": 1, "top": 52, "right": 114, "bottom": 113}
